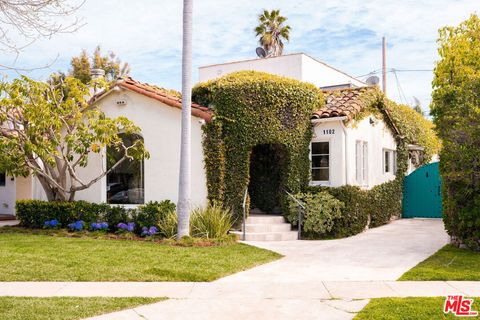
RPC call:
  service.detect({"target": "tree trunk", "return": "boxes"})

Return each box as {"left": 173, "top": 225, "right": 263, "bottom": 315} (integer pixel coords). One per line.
{"left": 177, "top": 0, "right": 193, "bottom": 239}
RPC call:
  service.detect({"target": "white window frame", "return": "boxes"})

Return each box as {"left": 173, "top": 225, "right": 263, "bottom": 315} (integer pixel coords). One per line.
{"left": 310, "top": 140, "right": 330, "bottom": 185}
{"left": 383, "top": 148, "right": 396, "bottom": 175}
{"left": 356, "top": 140, "right": 368, "bottom": 186}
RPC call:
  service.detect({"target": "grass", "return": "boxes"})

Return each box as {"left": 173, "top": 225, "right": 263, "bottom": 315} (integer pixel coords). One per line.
{"left": 399, "top": 245, "right": 480, "bottom": 281}
{"left": 0, "top": 231, "right": 281, "bottom": 281}
{"left": 0, "top": 297, "right": 164, "bottom": 320}
{"left": 354, "top": 297, "right": 480, "bottom": 320}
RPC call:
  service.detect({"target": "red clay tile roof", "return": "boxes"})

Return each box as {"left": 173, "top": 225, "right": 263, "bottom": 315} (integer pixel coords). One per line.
{"left": 92, "top": 77, "right": 212, "bottom": 121}
{"left": 313, "top": 86, "right": 378, "bottom": 120}
{"left": 313, "top": 87, "right": 384, "bottom": 120}
{"left": 313, "top": 86, "right": 400, "bottom": 136}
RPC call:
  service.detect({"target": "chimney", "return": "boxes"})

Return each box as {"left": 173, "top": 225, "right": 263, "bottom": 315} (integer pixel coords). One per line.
{"left": 90, "top": 68, "right": 105, "bottom": 80}
{"left": 90, "top": 68, "right": 105, "bottom": 96}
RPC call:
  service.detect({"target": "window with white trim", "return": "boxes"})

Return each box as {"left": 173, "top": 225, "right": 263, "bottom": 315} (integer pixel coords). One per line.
{"left": 311, "top": 141, "right": 329, "bottom": 182}
{"left": 356, "top": 141, "right": 368, "bottom": 185}
{"left": 383, "top": 149, "right": 396, "bottom": 174}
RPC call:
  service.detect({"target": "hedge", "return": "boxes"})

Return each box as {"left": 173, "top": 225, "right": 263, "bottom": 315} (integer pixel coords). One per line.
{"left": 287, "top": 180, "right": 402, "bottom": 239}
{"left": 15, "top": 200, "right": 175, "bottom": 235}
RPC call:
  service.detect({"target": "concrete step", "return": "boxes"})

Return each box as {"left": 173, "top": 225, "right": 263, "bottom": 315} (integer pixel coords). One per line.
{"left": 232, "top": 230, "right": 298, "bottom": 241}
{"left": 246, "top": 215, "right": 285, "bottom": 224}
{"left": 244, "top": 223, "right": 291, "bottom": 233}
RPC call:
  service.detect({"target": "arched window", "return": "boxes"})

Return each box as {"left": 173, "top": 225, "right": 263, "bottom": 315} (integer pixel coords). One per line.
{"left": 106, "top": 133, "right": 144, "bottom": 204}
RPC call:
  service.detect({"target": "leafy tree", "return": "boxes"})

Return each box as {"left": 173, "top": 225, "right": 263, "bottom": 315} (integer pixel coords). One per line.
{"left": 0, "top": 76, "right": 148, "bottom": 201}
{"left": 254, "top": 9, "right": 291, "bottom": 57}
{"left": 431, "top": 14, "right": 480, "bottom": 250}
{"left": 70, "top": 46, "right": 131, "bottom": 84}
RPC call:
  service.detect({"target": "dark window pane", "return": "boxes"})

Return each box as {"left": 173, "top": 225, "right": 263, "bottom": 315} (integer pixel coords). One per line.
{"left": 312, "top": 155, "right": 329, "bottom": 168}
{"left": 107, "top": 133, "right": 144, "bottom": 204}
{"left": 385, "top": 151, "right": 390, "bottom": 173}
{"left": 312, "top": 142, "right": 329, "bottom": 155}
{"left": 0, "top": 173, "right": 5, "bottom": 187}
{"left": 312, "top": 168, "right": 329, "bottom": 181}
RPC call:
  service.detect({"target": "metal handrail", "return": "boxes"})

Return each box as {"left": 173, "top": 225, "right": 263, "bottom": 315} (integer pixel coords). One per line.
{"left": 284, "top": 189, "right": 305, "bottom": 240}
{"left": 241, "top": 187, "right": 248, "bottom": 241}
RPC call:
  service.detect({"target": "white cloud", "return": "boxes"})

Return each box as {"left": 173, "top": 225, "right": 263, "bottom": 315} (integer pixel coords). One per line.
{"left": 0, "top": 0, "right": 478, "bottom": 112}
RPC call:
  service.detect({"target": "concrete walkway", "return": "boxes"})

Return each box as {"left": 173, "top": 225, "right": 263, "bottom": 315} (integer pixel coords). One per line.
{"left": 0, "top": 218, "right": 462, "bottom": 319}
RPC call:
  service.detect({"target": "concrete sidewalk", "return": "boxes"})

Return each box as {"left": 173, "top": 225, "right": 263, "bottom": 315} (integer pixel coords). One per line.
{"left": 0, "top": 281, "right": 479, "bottom": 299}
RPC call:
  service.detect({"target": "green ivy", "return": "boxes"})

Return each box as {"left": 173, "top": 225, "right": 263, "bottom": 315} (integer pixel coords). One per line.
{"left": 194, "top": 71, "right": 324, "bottom": 222}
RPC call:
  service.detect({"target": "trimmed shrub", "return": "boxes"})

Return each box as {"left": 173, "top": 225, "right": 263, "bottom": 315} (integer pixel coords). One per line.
{"left": 132, "top": 200, "right": 176, "bottom": 231}
{"left": 368, "top": 180, "right": 402, "bottom": 227}
{"left": 190, "top": 204, "right": 233, "bottom": 239}
{"left": 289, "top": 181, "right": 402, "bottom": 238}
{"left": 325, "top": 185, "right": 370, "bottom": 238}
{"left": 15, "top": 200, "right": 134, "bottom": 230}
{"left": 285, "top": 191, "right": 344, "bottom": 238}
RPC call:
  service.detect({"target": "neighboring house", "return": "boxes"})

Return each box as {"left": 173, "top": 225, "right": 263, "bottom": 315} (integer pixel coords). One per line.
{"left": 0, "top": 53, "right": 421, "bottom": 215}
{"left": 199, "top": 52, "right": 366, "bottom": 89}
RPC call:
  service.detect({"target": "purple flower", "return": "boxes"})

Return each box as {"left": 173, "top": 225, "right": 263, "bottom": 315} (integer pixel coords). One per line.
{"left": 141, "top": 226, "right": 158, "bottom": 237}
{"left": 68, "top": 220, "right": 84, "bottom": 231}
{"left": 117, "top": 223, "right": 127, "bottom": 229}
{"left": 43, "top": 219, "right": 60, "bottom": 228}
{"left": 90, "top": 222, "right": 108, "bottom": 231}
{"left": 127, "top": 222, "right": 135, "bottom": 232}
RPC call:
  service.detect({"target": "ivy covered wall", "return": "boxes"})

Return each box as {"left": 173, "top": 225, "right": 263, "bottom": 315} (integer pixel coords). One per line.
{"left": 193, "top": 71, "right": 440, "bottom": 226}
{"left": 193, "top": 71, "right": 324, "bottom": 222}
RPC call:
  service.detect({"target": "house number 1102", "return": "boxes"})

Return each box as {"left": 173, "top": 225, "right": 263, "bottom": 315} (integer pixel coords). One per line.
{"left": 323, "top": 129, "right": 335, "bottom": 135}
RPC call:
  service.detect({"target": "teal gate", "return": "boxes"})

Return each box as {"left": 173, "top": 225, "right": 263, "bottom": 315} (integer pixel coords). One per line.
{"left": 402, "top": 162, "right": 442, "bottom": 218}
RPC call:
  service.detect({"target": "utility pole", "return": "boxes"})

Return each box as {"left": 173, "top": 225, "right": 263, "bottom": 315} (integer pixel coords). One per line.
{"left": 382, "top": 36, "right": 387, "bottom": 95}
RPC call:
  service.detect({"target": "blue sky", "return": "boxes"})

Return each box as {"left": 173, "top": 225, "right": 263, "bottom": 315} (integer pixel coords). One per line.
{"left": 0, "top": 0, "right": 478, "bottom": 113}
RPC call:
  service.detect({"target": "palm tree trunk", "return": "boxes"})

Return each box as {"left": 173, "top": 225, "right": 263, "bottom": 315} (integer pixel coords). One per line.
{"left": 177, "top": 0, "right": 193, "bottom": 239}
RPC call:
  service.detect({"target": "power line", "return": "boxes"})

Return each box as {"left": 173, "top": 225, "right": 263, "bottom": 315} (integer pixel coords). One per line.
{"left": 355, "top": 68, "right": 433, "bottom": 79}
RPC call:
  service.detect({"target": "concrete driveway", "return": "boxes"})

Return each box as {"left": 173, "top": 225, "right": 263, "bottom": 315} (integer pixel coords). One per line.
{"left": 219, "top": 218, "right": 449, "bottom": 283}
{"left": 84, "top": 218, "right": 449, "bottom": 320}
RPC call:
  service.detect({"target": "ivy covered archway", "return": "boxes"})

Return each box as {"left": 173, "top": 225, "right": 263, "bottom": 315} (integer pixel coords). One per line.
{"left": 193, "top": 71, "right": 324, "bottom": 222}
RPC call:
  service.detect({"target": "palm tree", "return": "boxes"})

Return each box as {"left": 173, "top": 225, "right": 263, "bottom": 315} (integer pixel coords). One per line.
{"left": 177, "top": 0, "right": 193, "bottom": 239}
{"left": 254, "top": 9, "right": 291, "bottom": 57}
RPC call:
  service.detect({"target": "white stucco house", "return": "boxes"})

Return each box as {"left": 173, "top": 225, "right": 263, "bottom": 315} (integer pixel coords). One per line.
{"left": 0, "top": 53, "right": 409, "bottom": 216}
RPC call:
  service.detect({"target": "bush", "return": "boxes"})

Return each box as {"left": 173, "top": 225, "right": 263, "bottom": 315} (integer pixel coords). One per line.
{"left": 289, "top": 181, "right": 402, "bottom": 238}
{"left": 285, "top": 191, "right": 343, "bottom": 238}
{"left": 190, "top": 203, "right": 233, "bottom": 239}
{"left": 326, "top": 185, "right": 370, "bottom": 238}
{"left": 368, "top": 180, "right": 402, "bottom": 227}
{"left": 157, "top": 210, "right": 178, "bottom": 239}
{"left": 16, "top": 200, "right": 134, "bottom": 230}
{"left": 132, "top": 200, "right": 176, "bottom": 232}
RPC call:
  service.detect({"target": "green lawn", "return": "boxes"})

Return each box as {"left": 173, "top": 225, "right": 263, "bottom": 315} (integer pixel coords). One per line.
{"left": 399, "top": 245, "right": 480, "bottom": 281}
{"left": 0, "top": 232, "right": 281, "bottom": 281}
{"left": 354, "top": 297, "right": 480, "bottom": 320}
{"left": 0, "top": 297, "right": 164, "bottom": 320}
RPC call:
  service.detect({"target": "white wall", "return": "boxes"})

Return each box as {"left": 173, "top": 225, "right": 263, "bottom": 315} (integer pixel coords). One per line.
{"left": 311, "top": 116, "right": 397, "bottom": 189}
{"left": 74, "top": 89, "right": 208, "bottom": 207}
{"left": 311, "top": 120, "right": 346, "bottom": 187}
{"left": 199, "top": 53, "right": 365, "bottom": 88}
{"left": 199, "top": 54, "right": 303, "bottom": 83}
{"left": 301, "top": 55, "right": 365, "bottom": 88}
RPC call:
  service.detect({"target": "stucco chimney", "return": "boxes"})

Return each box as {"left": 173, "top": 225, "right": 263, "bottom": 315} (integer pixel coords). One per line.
{"left": 90, "top": 68, "right": 105, "bottom": 80}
